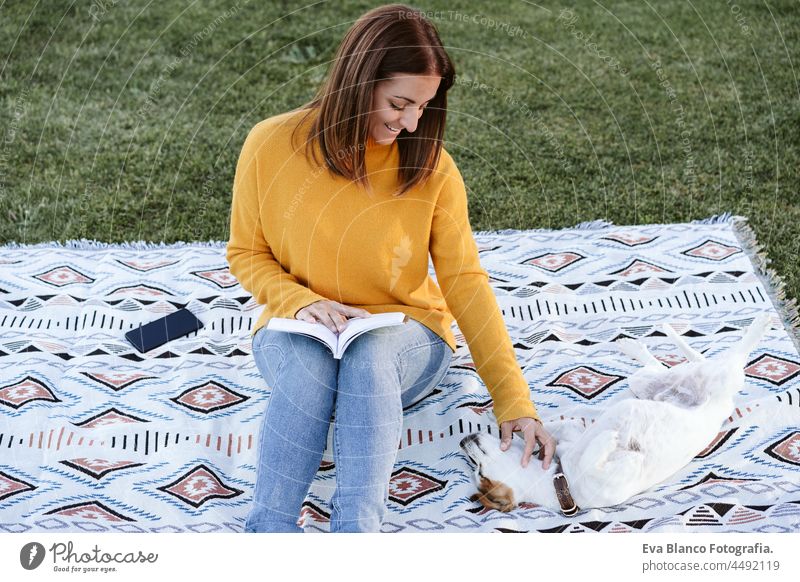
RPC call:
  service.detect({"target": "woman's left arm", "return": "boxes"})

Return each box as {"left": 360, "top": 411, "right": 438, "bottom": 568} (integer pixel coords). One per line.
{"left": 428, "top": 153, "right": 539, "bottom": 420}
{"left": 428, "top": 151, "right": 554, "bottom": 467}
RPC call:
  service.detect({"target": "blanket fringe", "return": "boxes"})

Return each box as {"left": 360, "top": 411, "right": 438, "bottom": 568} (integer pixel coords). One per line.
{"left": 475, "top": 213, "right": 736, "bottom": 235}
{"left": 689, "top": 211, "right": 735, "bottom": 225}
{"left": 730, "top": 215, "right": 800, "bottom": 354}
{"left": 475, "top": 218, "right": 614, "bottom": 235}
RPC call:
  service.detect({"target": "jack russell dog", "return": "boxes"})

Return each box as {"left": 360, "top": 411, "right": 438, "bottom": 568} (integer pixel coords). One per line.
{"left": 460, "top": 313, "right": 771, "bottom": 515}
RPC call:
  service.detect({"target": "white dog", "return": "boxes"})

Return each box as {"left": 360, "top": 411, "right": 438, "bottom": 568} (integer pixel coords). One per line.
{"left": 460, "top": 313, "right": 771, "bottom": 514}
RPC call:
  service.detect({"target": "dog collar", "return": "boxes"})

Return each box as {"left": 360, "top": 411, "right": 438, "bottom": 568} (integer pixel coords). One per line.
{"left": 553, "top": 456, "right": 579, "bottom": 516}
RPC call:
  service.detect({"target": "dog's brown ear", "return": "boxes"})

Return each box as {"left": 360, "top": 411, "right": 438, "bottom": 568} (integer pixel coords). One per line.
{"left": 474, "top": 491, "right": 515, "bottom": 513}
{"left": 473, "top": 478, "right": 516, "bottom": 512}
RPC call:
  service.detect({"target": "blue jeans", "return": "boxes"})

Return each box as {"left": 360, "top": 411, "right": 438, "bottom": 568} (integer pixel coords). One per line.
{"left": 245, "top": 318, "right": 453, "bottom": 533}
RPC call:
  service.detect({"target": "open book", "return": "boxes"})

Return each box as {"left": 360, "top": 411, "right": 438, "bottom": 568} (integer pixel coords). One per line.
{"left": 265, "top": 311, "right": 409, "bottom": 359}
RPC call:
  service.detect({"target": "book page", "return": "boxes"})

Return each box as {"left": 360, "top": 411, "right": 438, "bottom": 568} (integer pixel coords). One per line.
{"left": 266, "top": 312, "right": 409, "bottom": 359}
{"left": 336, "top": 312, "right": 408, "bottom": 357}
{"left": 265, "top": 318, "right": 338, "bottom": 355}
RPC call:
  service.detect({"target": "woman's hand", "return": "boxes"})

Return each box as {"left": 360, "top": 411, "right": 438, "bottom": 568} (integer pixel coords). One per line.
{"left": 295, "top": 300, "right": 372, "bottom": 335}
{"left": 499, "top": 417, "right": 556, "bottom": 469}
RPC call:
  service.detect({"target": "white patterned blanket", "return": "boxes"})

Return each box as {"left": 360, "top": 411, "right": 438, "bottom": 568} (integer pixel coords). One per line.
{"left": 1, "top": 214, "right": 798, "bottom": 533}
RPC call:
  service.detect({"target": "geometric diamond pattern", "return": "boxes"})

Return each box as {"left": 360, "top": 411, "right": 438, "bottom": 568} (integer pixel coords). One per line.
{"left": 170, "top": 381, "right": 249, "bottom": 414}
{"left": 59, "top": 459, "right": 145, "bottom": 480}
{"left": 0, "top": 376, "right": 61, "bottom": 409}
{"left": 727, "top": 505, "right": 766, "bottom": 525}
{"left": 43, "top": 501, "right": 133, "bottom": 522}
{"left": 0, "top": 471, "right": 36, "bottom": 501}
{"left": 694, "top": 428, "right": 738, "bottom": 459}
{"left": 546, "top": 365, "right": 624, "bottom": 399}
{"left": 191, "top": 267, "right": 239, "bottom": 289}
{"left": 610, "top": 259, "right": 671, "bottom": 277}
{"left": 682, "top": 504, "right": 725, "bottom": 526}
{"left": 156, "top": 464, "right": 244, "bottom": 508}
{"left": 682, "top": 240, "right": 742, "bottom": 261}
{"left": 764, "top": 432, "right": 800, "bottom": 467}
{"left": 680, "top": 471, "right": 758, "bottom": 490}
{"left": 115, "top": 258, "right": 180, "bottom": 273}
{"left": 745, "top": 354, "right": 800, "bottom": 386}
{"left": 388, "top": 467, "right": 447, "bottom": 506}
{"left": 299, "top": 501, "right": 330, "bottom": 525}
{"left": 33, "top": 265, "right": 95, "bottom": 287}
{"left": 106, "top": 284, "right": 173, "bottom": 298}
{"left": 522, "top": 252, "right": 584, "bottom": 272}
{"left": 80, "top": 371, "right": 157, "bottom": 392}
{"left": 456, "top": 399, "right": 493, "bottom": 415}
{"left": 74, "top": 408, "right": 149, "bottom": 428}
{"left": 601, "top": 232, "right": 658, "bottom": 247}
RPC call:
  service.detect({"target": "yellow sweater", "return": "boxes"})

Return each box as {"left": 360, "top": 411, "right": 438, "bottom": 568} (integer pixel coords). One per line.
{"left": 225, "top": 108, "right": 540, "bottom": 424}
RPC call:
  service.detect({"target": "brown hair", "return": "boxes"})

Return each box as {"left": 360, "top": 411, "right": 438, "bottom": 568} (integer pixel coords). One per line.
{"left": 290, "top": 3, "right": 456, "bottom": 196}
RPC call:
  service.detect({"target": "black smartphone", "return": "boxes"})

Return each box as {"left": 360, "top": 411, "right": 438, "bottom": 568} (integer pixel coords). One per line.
{"left": 125, "top": 308, "right": 204, "bottom": 352}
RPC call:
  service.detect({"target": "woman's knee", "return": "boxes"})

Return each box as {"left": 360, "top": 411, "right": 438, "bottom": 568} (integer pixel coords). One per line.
{"left": 338, "top": 321, "right": 448, "bottom": 395}
{"left": 398, "top": 335, "right": 451, "bottom": 408}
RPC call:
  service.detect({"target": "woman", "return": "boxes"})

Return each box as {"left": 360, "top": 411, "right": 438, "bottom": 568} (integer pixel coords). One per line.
{"left": 227, "top": 3, "right": 555, "bottom": 533}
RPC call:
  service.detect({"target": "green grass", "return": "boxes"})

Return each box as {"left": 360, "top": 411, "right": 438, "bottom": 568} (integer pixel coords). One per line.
{"left": 1, "top": 0, "right": 798, "bottom": 297}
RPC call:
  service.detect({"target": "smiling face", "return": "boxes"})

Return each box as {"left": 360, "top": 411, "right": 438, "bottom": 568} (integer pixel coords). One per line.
{"left": 368, "top": 73, "right": 442, "bottom": 144}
